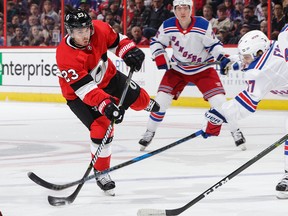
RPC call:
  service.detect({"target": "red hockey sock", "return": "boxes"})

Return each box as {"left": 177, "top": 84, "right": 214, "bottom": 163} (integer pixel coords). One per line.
{"left": 93, "top": 155, "right": 111, "bottom": 171}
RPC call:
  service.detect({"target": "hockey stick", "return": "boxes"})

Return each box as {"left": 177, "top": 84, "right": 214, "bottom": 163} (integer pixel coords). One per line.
{"left": 170, "top": 61, "right": 220, "bottom": 66}
{"left": 137, "top": 133, "right": 288, "bottom": 216}
{"left": 28, "top": 67, "right": 134, "bottom": 206}
{"left": 28, "top": 130, "right": 203, "bottom": 191}
{"left": 151, "top": 57, "right": 220, "bottom": 67}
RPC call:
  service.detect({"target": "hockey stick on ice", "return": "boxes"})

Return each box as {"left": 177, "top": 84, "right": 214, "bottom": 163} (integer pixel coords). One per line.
{"left": 28, "top": 130, "right": 204, "bottom": 191}
{"left": 28, "top": 67, "right": 135, "bottom": 206}
{"left": 137, "top": 133, "right": 288, "bottom": 216}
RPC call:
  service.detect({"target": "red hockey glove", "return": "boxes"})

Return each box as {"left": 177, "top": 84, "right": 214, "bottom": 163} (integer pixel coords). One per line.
{"left": 202, "top": 108, "right": 227, "bottom": 138}
{"left": 98, "top": 98, "right": 125, "bottom": 124}
{"left": 154, "top": 50, "right": 171, "bottom": 70}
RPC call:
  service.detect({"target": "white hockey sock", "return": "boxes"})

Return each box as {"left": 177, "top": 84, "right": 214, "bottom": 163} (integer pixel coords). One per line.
{"left": 146, "top": 92, "right": 173, "bottom": 132}
{"left": 285, "top": 140, "right": 288, "bottom": 172}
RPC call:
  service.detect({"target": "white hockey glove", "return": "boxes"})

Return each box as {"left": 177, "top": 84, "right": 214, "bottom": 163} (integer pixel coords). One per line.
{"left": 154, "top": 50, "right": 171, "bottom": 70}
{"left": 202, "top": 108, "right": 227, "bottom": 139}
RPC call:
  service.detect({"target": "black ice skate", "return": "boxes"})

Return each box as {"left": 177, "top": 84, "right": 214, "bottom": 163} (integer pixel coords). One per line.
{"left": 276, "top": 173, "right": 288, "bottom": 199}
{"left": 144, "top": 98, "right": 160, "bottom": 112}
{"left": 139, "top": 130, "right": 155, "bottom": 151}
{"left": 96, "top": 172, "right": 116, "bottom": 196}
{"left": 231, "top": 129, "right": 246, "bottom": 151}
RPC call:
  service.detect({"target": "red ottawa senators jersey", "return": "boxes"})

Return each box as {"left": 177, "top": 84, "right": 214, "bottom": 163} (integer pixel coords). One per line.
{"left": 56, "top": 20, "right": 136, "bottom": 107}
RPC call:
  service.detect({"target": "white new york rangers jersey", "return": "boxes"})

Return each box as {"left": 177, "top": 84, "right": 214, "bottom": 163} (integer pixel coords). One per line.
{"left": 150, "top": 16, "right": 225, "bottom": 75}
{"left": 242, "top": 40, "right": 288, "bottom": 101}
{"left": 218, "top": 40, "right": 288, "bottom": 125}
{"left": 276, "top": 24, "right": 288, "bottom": 97}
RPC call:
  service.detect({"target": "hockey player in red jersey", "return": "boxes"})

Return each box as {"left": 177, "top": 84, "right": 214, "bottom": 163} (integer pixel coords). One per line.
{"left": 56, "top": 8, "right": 159, "bottom": 196}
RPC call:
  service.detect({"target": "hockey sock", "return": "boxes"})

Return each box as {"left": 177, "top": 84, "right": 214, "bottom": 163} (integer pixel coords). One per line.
{"left": 94, "top": 155, "right": 111, "bottom": 171}
{"left": 285, "top": 140, "right": 288, "bottom": 172}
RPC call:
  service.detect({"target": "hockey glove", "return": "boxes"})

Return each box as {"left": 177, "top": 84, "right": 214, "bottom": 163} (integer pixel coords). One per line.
{"left": 202, "top": 108, "right": 227, "bottom": 138}
{"left": 98, "top": 98, "right": 125, "bottom": 124}
{"left": 219, "top": 56, "right": 231, "bottom": 75}
{"left": 154, "top": 50, "right": 171, "bottom": 70}
{"left": 123, "top": 47, "right": 145, "bottom": 71}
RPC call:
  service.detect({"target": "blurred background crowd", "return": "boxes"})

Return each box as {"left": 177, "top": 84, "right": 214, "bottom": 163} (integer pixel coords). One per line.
{"left": 0, "top": 0, "right": 286, "bottom": 47}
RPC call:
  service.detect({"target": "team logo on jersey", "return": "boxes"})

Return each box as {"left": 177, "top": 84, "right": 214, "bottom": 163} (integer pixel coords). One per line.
{"left": 90, "top": 59, "right": 107, "bottom": 84}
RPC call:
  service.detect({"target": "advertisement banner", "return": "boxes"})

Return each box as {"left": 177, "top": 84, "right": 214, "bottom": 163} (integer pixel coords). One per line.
{"left": 0, "top": 48, "right": 286, "bottom": 102}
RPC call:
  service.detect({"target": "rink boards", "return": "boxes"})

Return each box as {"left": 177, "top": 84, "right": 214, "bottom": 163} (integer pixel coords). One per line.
{"left": 0, "top": 48, "right": 287, "bottom": 110}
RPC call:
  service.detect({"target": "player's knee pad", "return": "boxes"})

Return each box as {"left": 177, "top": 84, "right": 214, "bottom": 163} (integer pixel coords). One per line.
{"left": 155, "top": 91, "right": 173, "bottom": 112}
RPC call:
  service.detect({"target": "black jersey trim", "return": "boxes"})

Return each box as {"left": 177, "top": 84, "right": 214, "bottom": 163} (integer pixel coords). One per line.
{"left": 108, "top": 33, "right": 120, "bottom": 49}
{"left": 70, "top": 75, "right": 94, "bottom": 91}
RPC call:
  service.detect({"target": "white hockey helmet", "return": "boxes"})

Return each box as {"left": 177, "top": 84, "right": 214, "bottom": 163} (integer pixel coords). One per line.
{"left": 173, "top": 0, "right": 193, "bottom": 17}
{"left": 238, "top": 30, "right": 270, "bottom": 59}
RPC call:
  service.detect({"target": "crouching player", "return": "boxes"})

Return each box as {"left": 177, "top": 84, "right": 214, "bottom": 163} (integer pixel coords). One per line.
{"left": 205, "top": 29, "right": 288, "bottom": 199}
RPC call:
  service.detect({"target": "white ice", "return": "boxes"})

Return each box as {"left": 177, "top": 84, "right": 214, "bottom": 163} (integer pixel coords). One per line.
{"left": 0, "top": 101, "right": 287, "bottom": 216}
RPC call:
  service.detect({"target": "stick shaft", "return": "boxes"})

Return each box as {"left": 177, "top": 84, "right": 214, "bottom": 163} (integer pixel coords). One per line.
{"left": 165, "top": 134, "right": 288, "bottom": 215}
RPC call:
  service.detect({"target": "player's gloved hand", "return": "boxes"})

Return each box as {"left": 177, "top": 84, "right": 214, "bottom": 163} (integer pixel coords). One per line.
{"left": 219, "top": 56, "right": 231, "bottom": 75}
{"left": 123, "top": 47, "right": 145, "bottom": 71}
{"left": 154, "top": 50, "right": 171, "bottom": 70}
{"left": 201, "top": 108, "right": 227, "bottom": 139}
{"left": 98, "top": 98, "right": 125, "bottom": 124}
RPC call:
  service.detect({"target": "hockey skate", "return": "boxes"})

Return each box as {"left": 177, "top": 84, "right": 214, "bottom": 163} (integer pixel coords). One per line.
{"left": 96, "top": 173, "right": 116, "bottom": 196}
{"left": 144, "top": 98, "right": 160, "bottom": 112}
{"left": 276, "top": 173, "right": 288, "bottom": 199}
{"left": 231, "top": 129, "right": 246, "bottom": 151}
{"left": 139, "top": 130, "right": 155, "bottom": 151}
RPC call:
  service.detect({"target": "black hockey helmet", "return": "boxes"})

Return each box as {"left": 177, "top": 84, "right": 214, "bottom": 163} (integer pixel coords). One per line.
{"left": 64, "top": 9, "right": 94, "bottom": 35}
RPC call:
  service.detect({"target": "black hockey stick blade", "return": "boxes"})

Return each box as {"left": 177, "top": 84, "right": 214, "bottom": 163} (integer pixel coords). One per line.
{"left": 28, "top": 172, "right": 78, "bottom": 190}
{"left": 137, "top": 134, "right": 288, "bottom": 216}
{"left": 27, "top": 130, "right": 204, "bottom": 191}
{"left": 28, "top": 161, "right": 95, "bottom": 190}
{"left": 46, "top": 130, "right": 203, "bottom": 206}
{"left": 48, "top": 185, "right": 80, "bottom": 206}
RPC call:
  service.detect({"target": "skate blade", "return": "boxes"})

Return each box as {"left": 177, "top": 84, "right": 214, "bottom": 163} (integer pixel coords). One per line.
{"left": 276, "top": 191, "right": 288, "bottom": 199}
{"left": 140, "top": 145, "right": 147, "bottom": 151}
{"left": 238, "top": 144, "right": 247, "bottom": 151}
{"left": 104, "top": 189, "right": 115, "bottom": 196}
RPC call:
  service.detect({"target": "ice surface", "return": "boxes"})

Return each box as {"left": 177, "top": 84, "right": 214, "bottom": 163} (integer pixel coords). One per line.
{"left": 0, "top": 101, "right": 287, "bottom": 216}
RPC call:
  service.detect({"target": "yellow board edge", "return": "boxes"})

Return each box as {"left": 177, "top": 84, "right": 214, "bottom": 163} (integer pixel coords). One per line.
{"left": 0, "top": 92, "right": 66, "bottom": 103}
{"left": 0, "top": 93, "right": 287, "bottom": 110}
